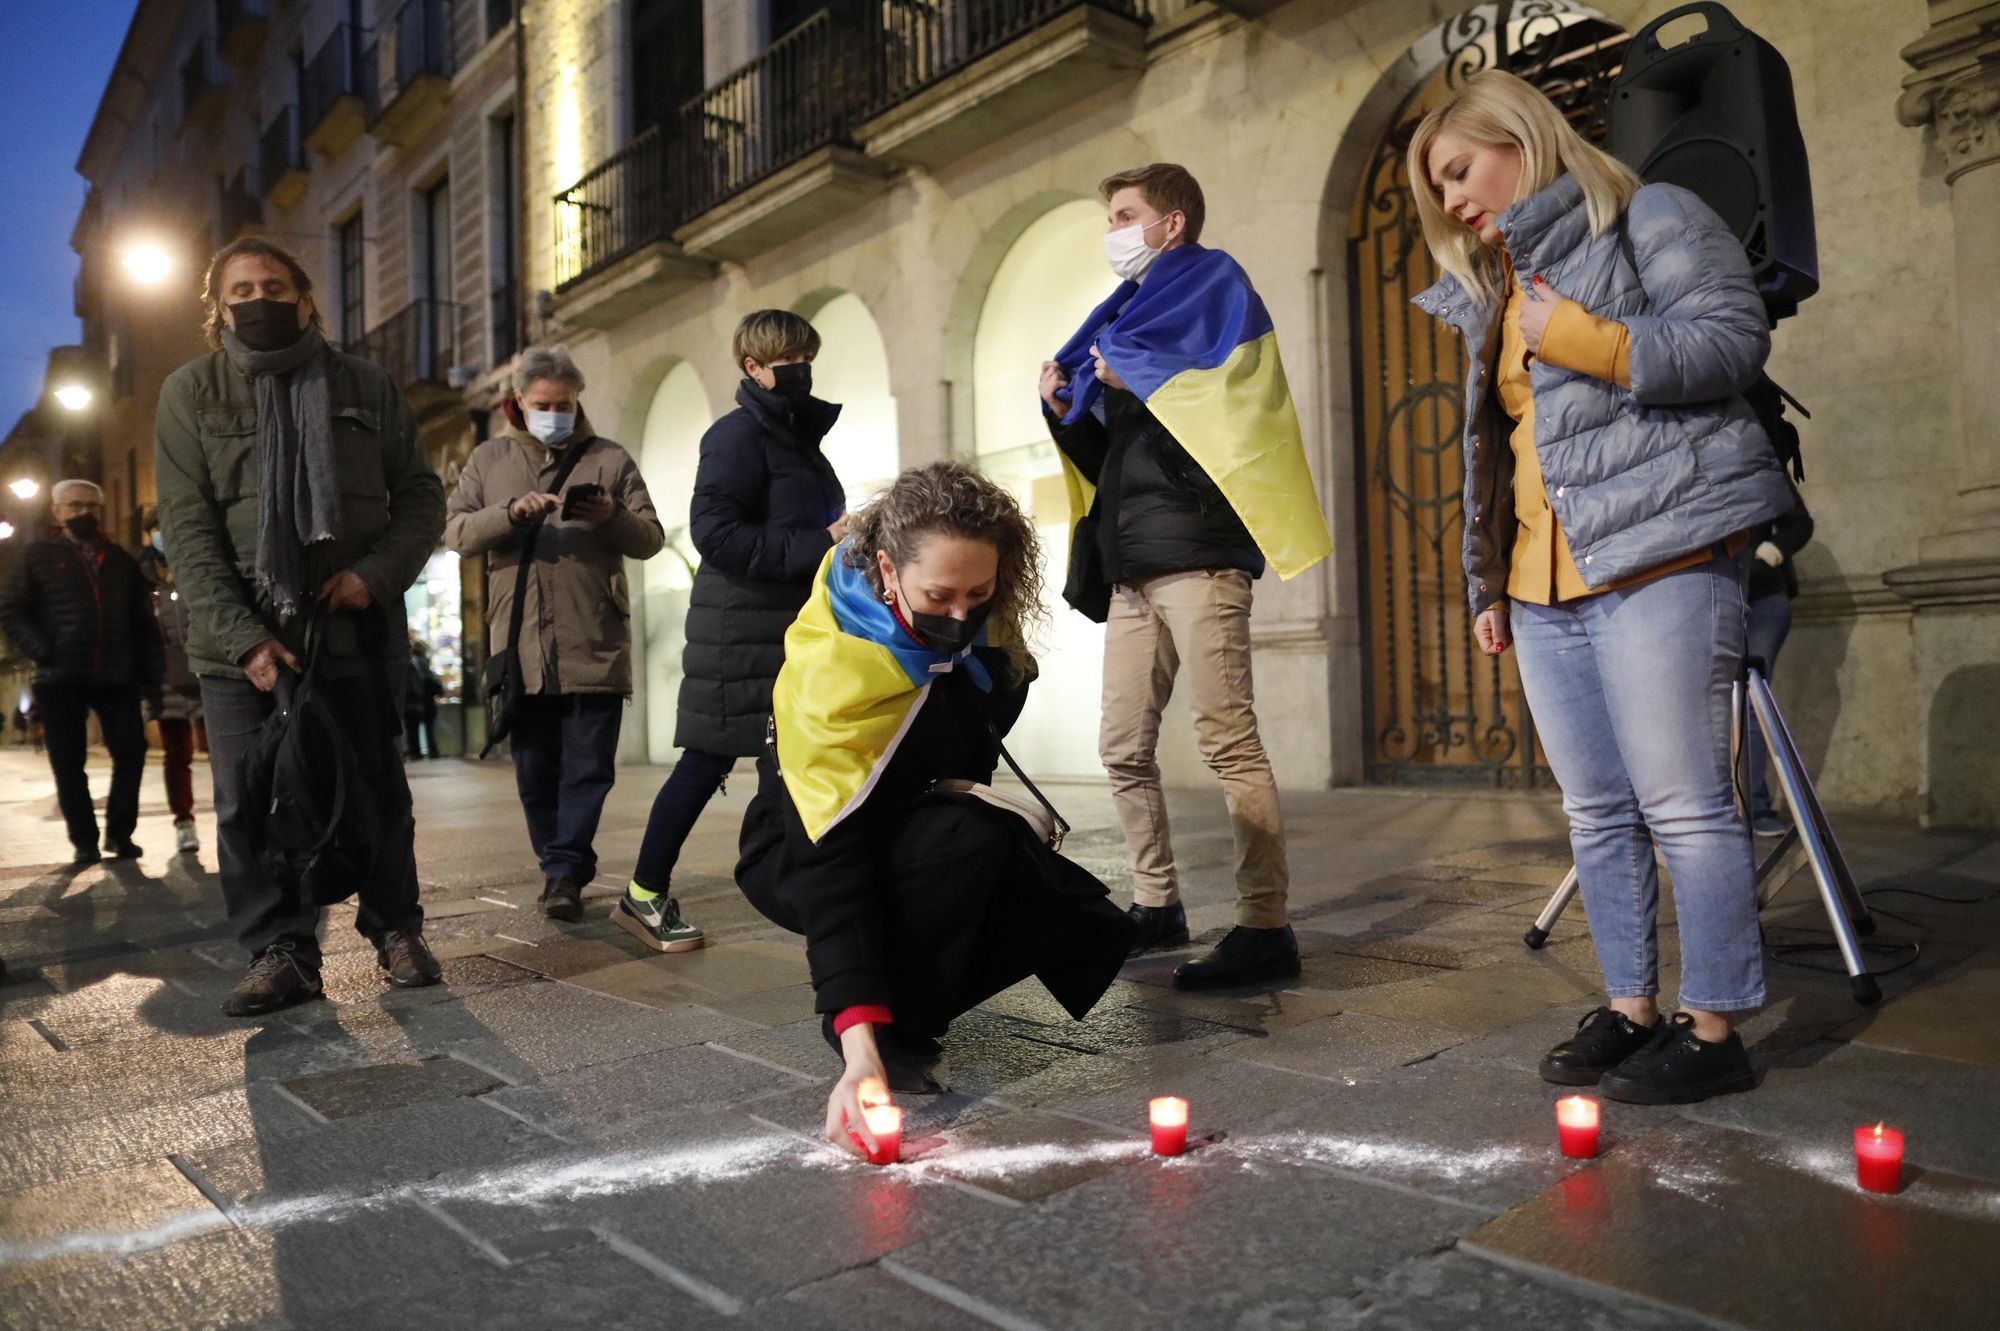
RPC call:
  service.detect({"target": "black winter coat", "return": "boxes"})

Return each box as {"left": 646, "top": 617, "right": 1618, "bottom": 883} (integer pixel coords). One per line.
{"left": 0, "top": 534, "right": 164, "bottom": 690}
{"left": 736, "top": 648, "right": 1134, "bottom": 1020}
{"left": 675, "top": 381, "right": 846, "bottom": 757}
{"left": 1747, "top": 484, "right": 1814, "bottom": 602}
{"left": 1047, "top": 385, "right": 1263, "bottom": 595}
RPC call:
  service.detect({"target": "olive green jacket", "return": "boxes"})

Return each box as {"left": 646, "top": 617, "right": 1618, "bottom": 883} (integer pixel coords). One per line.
{"left": 153, "top": 347, "right": 446, "bottom": 681}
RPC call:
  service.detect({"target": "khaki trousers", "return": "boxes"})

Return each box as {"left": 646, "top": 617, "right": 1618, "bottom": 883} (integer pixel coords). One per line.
{"left": 1099, "top": 569, "right": 1289, "bottom": 928}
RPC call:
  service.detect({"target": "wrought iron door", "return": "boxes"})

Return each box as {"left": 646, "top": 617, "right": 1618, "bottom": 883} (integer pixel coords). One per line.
{"left": 1350, "top": 3, "right": 1626, "bottom": 788}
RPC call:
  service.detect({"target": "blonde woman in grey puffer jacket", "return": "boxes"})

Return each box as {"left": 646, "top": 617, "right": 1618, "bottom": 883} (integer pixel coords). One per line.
{"left": 1410, "top": 71, "right": 1792, "bottom": 1108}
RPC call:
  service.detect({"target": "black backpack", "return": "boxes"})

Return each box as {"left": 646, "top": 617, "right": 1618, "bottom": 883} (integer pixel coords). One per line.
{"left": 245, "top": 608, "right": 381, "bottom": 906}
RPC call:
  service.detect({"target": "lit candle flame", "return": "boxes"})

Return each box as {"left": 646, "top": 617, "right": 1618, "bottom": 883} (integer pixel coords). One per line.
{"left": 1149, "top": 1096, "right": 1189, "bottom": 1128}
{"left": 1874, "top": 1122, "right": 1884, "bottom": 1141}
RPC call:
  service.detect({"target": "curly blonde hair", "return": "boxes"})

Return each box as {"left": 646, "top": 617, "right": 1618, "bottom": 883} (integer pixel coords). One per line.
{"left": 841, "top": 460, "right": 1044, "bottom": 679}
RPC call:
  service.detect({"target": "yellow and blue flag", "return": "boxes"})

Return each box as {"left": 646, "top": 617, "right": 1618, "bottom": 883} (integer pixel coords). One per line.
{"left": 1049, "top": 245, "right": 1332, "bottom": 580}
{"left": 772, "top": 546, "right": 991, "bottom": 843}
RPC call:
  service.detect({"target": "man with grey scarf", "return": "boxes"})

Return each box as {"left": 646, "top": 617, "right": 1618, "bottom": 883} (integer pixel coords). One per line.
{"left": 155, "top": 238, "right": 447, "bottom": 1017}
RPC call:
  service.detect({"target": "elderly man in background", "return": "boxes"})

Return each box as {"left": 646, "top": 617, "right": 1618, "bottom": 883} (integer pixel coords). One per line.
{"left": 445, "top": 346, "right": 665, "bottom": 922}
{"left": 156, "top": 237, "right": 447, "bottom": 1016}
{"left": 0, "top": 479, "right": 162, "bottom": 866}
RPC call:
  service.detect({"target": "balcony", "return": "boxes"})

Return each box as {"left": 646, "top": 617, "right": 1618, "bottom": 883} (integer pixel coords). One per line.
{"left": 484, "top": 0, "right": 512, "bottom": 43}
{"left": 552, "top": 127, "right": 714, "bottom": 328}
{"left": 303, "top": 24, "right": 376, "bottom": 156}
{"left": 371, "top": 0, "right": 454, "bottom": 148}
{"left": 353, "top": 299, "right": 460, "bottom": 409}
{"left": 181, "top": 45, "right": 228, "bottom": 131}
{"left": 215, "top": 0, "right": 270, "bottom": 66}
{"left": 216, "top": 169, "right": 263, "bottom": 246}
{"left": 258, "top": 107, "right": 309, "bottom": 209}
{"left": 857, "top": 0, "right": 1149, "bottom": 169}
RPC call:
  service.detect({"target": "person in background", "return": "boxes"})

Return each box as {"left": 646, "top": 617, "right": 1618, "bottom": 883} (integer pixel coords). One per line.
{"left": 623, "top": 310, "right": 847, "bottom": 954}
{"left": 403, "top": 633, "right": 444, "bottom": 760}
{"left": 444, "top": 345, "right": 665, "bottom": 922}
{"left": 0, "top": 479, "right": 162, "bottom": 866}
{"left": 1743, "top": 488, "right": 1813, "bottom": 837}
{"left": 736, "top": 461, "right": 1133, "bottom": 1148}
{"left": 1411, "top": 70, "right": 1793, "bottom": 1104}
{"left": 140, "top": 509, "right": 205, "bottom": 855}
{"left": 156, "top": 237, "right": 447, "bottom": 1016}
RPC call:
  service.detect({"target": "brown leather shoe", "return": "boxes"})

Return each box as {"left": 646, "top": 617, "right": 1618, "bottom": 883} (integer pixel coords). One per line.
{"left": 377, "top": 931, "right": 443, "bottom": 988}
{"left": 539, "top": 876, "right": 585, "bottom": 922}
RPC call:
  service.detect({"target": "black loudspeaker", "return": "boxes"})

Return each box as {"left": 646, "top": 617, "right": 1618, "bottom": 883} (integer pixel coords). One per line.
{"left": 1607, "top": 3, "right": 1818, "bottom": 318}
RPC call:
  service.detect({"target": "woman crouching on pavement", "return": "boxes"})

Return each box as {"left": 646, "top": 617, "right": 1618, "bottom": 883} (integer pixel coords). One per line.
{"left": 1409, "top": 70, "right": 1794, "bottom": 1104}
{"left": 736, "top": 460, "right": 1136, "bottom": 1154}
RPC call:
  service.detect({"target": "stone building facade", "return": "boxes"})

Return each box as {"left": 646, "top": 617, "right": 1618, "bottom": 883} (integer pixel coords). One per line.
{"left": 70, "top": 0, "right": 529, "bottom": 752}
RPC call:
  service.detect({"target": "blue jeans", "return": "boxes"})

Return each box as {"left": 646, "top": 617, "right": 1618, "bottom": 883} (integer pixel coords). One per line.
{"left": 631, "top": 748, "right": 735, "bottom": 892}
{"left": 510, "top": 693, "right": 623, "bottom": 881}
{"left": 1743, "top": 591, "right": 1793, "bottom": 817}
{"left": 1511, "top": 555, "right": 1764, "bottom": 1012}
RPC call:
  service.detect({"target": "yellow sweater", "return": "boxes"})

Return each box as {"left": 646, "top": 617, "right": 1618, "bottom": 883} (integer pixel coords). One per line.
{"left": 1497, "top": 270, "right": 1716, "bottom": 604}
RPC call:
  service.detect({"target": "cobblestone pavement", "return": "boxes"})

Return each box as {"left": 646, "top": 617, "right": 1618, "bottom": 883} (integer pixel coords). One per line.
{"left": 3, "top": 743, "right": 1998, "bottom": 1329}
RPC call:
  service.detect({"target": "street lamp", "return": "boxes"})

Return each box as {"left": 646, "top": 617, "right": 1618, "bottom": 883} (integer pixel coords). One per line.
{"left": 121, "top": 241, "right": 173, "bottom": 286}
{"left": 53, "top": 383, "right": 93, "bottom": 412}
{"left": 0, "top": 522, "right": 14, "bottom": 541}
{"left": 8, "top": 478, "right": 38, "bottom": 501}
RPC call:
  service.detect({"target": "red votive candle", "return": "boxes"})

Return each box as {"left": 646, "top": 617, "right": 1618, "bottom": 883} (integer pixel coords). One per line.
{"left": 1555, "top": 1096, "right": 1600, "bottom": 1159}
{"left": 1149, "top": 1096, "right": 1189, "bottom": 1157}
{"left": 859, "top": 1103, "right": 903, "bottom": 1165}
{"left": 1854, "top": 1122, "right": 1904, "bottom": 1194}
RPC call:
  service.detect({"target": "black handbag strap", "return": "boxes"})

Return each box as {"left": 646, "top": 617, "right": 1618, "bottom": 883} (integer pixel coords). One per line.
{"left": 990, "top": 727, "right": 1070, "bottom": 847}
{"left": 499, "top": 441, "right": 592, "bottom": 662}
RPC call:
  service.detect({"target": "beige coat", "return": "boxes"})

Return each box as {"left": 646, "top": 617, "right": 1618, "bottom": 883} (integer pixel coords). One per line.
{"left": 444, "top": 415, "right": 663, "bottom": 696}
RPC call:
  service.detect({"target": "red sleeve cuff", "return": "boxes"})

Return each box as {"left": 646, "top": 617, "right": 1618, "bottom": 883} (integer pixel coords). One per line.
{"left": 832, "top": 1005, "right": 893, "bottom": 1037}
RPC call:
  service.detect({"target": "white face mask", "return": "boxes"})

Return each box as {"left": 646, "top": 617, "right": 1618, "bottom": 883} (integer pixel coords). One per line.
{"left": 1103, "top": 215, "right": 1172, "bottom": 282}
{"left": 525, "top": 409, "right": 575, "bottom": 446}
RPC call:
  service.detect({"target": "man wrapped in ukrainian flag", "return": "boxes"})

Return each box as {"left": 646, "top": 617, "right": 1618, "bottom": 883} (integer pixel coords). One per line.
{"left": 1038, "top": 162, "right": 1332, "bottom": 991}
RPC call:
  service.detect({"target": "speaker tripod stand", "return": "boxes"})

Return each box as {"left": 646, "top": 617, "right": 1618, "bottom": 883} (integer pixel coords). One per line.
{"left": 1520, "top": 659, "right": 1882, "bottom": 1006}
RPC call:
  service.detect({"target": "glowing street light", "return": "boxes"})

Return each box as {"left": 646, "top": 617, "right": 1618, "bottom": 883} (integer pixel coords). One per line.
{"left": 8, "top": 478, "right": 39, "bottom": 501}
{"left": 53, "top": 383, "right": 93, "bottom": 412}
{"left": 121, "top": 241, "right": 173, "bottom": 286}
{"left": 0, "top": 522, "right": 14, "bottom": 541}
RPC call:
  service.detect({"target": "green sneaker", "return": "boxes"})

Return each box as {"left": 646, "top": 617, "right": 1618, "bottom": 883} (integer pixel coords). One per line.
{"left": 612, "top": 891, "right": 705, "bottom": 953}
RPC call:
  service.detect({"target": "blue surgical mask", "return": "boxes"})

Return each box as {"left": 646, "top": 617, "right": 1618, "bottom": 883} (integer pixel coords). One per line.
{"left": 525, "top": 409, "right": 576, "bottom": 446}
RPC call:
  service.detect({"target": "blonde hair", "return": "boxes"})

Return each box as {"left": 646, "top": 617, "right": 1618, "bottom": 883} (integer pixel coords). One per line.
{"left": 732, "top": 309, "right": 821, "bottom": 374}
{"left": 842, "top": 460, "right": 1044, "bottom": 681}
{"left": 1407, "top": 70, "right": 1641, "bottom": 307}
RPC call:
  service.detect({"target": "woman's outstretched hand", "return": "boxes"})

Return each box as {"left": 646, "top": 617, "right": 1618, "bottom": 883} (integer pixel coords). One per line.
{"left": 825, "top": 1027, "right": 890, "bottom": 1157}
{"left": 1475, "top": 604, "right": 1512, "bottom": 656}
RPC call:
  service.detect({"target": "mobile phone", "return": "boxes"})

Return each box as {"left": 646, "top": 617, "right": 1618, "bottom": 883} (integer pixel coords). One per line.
{"left": 561, "top": 483, "right": 605, "bottom": 519}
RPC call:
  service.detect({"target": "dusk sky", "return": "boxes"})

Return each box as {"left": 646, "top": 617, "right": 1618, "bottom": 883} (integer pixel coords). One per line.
{"left": 0, "top": 3, "right": 135, "bottom": 436}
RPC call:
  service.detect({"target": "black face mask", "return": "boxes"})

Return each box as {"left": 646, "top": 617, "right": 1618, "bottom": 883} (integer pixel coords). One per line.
{"left": 907, "top": 600, "right": 992, "bottom": 654}
{"left": 771, "top": 362, "right": 813, "bottom": 402}
{"left": 64, "top": 514, "right": 101, "bottom": 542}
{"left": 228, "top": 297, "right": 307, "bottom": 353}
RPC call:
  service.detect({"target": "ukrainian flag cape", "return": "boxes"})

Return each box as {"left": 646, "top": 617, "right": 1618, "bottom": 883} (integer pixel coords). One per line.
{"left": 773, "top": 545, "right": 992, "bottom": 843}
{"left": 1048, "top": 244, "right": 1332, "bottom": 579}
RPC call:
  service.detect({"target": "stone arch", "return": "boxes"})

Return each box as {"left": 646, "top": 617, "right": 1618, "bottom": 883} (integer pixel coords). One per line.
{"left": 637, "top": 359, "right": 712, "bottom": 763}
{"left": 798, "top": 289, "right": 901, "bottom": 503}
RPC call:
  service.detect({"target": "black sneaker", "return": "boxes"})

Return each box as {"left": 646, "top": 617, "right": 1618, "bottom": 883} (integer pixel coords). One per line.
{"left": 539, "top": 876, "right": 585, "bottom": 922}
{"left": 611, "top": 891, "right": 705, "bottom": 953}
{"left": 1540, "top": 1006, "right": 1664, "bottom": 1086}
{"left": 69, "top": 845, "right": 101, "bottom": 868}
{"left": 105, "top": 839, "right": 143, "bottom": 859}
{"left": 377, "top": 931, "right": 443, "bottom": 988}
{"left": 222, "top": 944, "right": 324, "bottom": 1017}
{"left": 1126, "top": 901, "right": 1190, "bottom": 954}
{"left": 1172, "top": 924, "right": 1301, "bottom": 990}
{"left": 1599, "top": 1012, "right": 1757, "bottom": 1105}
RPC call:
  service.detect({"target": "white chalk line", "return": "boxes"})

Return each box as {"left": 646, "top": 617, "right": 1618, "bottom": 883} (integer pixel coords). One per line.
{"left": 9, "top": 1128, "right": 2000, "bottom": 1270}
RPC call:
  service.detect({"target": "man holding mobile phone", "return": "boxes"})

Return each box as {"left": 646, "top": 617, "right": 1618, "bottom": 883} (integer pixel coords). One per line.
{"left": 445, "top": 345, "right": 665, "bottom": 921}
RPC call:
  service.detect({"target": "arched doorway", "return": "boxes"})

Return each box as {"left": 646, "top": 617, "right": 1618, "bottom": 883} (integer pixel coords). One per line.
{"left": 1350, "top": 2, "right": 1627, "bottom": 788}
{"left": 638, "top": 361, "right": 711, "bottom": 763}
{"left": 971, "top": 197, "right": 1117, "bottom": 778}
{"left": 804, "top": 291, "right": 901, "bottom": 504}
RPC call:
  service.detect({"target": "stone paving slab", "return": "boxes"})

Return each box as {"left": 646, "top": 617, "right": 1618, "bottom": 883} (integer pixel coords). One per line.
{"left": 779, "top": 1266, "right": 997, "bottom": 1331}
{"left": 0, "top": 1078, "right": 323, "bottom": 1192}
{"left": 480, "top": 1042, "right": 814, "bottom": 1142}
{"left": 1219, "top": 1009, "right": 1472, "bottom": 1081}
{"left": 1848, "top": 939, "right": 2000, "bottom": 1066}
{"left": 281, "top": 1054, "right": 507, "bottom": 1120}
{"left": 1463, "top": 1119, "right": 2000, "bottom": 1331}
{"left": 1332, "top": 1249, "right": 1721, "bottom": 1330}
{"left": 0, "top": 1157, "right": 212, "bottom": 1250}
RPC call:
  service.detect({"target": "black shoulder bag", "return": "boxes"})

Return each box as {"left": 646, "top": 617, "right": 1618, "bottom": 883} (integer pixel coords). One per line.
{"left": 479, "top": 445, "right": 589, "bottom": 757}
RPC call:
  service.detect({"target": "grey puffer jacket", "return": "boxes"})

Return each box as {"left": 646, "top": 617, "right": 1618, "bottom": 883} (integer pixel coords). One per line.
{"left": 1414, "top": 176, "right": 1794, "bottom": 616}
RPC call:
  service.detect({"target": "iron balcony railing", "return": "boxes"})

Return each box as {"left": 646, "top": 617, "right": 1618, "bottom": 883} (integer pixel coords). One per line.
{"left": 257, "top": 106, "right": 306, "bottom": 197}
{"left": 553, "top": 1, "right": 1151, "bottom": 290}
{"left": 303, "top": 23, "right": 376, "bottom": 136}
{"left": 378, "top": 0, "right": 453, "bottom": 108}
{"left": 353, "top": 298, "right": 458, "bottom": 388}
